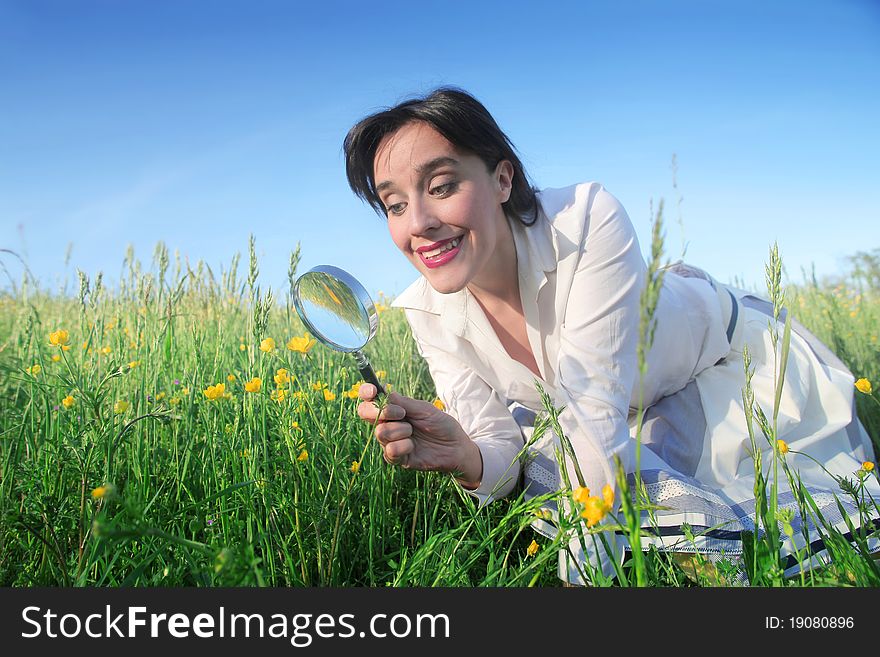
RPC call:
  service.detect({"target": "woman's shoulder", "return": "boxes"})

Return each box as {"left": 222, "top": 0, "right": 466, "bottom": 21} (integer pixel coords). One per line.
{"left": 536, "top": 181, "right": 632, "bottom": 243}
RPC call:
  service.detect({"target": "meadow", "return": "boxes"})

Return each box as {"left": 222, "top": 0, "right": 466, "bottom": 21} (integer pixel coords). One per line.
{"left": 1, "top": 232, "right": 878, "bottom": 587}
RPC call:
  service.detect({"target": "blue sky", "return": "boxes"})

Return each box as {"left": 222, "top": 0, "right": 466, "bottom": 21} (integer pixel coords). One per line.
{"left": 2, "top": 0, "right": 878, "bottom": 302}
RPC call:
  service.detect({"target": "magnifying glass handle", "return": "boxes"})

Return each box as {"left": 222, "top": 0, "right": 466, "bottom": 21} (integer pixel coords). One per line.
{"left": 354, "top": 350, "right": 386, "bottom": 397}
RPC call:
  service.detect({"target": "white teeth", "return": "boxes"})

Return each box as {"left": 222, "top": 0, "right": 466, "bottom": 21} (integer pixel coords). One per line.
{"left": 422, "top": 237, "right": 460, "bottom": 259}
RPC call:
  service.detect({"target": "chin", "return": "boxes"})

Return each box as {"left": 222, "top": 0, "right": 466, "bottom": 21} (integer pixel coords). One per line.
{"left": 427, "top": 279, "right": 464, "bottom": 295}
{"left": 424, "top": 271, "right": 467, "bottom": 295}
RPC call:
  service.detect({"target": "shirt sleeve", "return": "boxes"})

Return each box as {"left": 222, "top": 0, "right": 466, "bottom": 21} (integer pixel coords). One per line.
{"left": 405, "top": 319, "right": 526, "bottom": 505}
{"left": 553, "top": 187, "right": 646, "bottom": 498}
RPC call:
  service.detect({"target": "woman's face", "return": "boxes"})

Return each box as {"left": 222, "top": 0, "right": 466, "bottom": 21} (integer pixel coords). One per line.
{"left": 373, "top": 121, "right": 513, "bottom": 295}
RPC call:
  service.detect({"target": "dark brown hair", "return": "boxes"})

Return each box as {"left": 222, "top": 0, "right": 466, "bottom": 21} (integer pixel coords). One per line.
{"left": 343, "top": 87, "right": 538, "bottom": 225}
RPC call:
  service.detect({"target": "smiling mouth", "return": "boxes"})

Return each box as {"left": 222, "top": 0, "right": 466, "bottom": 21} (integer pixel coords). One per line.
{"left": 419, "top": 237, "right": 461, "bottom": 259}
{"left": 417, "top": 236, "right": 462, "bottom": 269}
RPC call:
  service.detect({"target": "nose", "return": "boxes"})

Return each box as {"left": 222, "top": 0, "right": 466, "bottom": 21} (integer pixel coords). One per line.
{"left": 406, "top": 196, "right": 441, "bottom": 237}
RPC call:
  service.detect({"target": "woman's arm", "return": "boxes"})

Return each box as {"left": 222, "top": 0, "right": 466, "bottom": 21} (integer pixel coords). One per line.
{"left": 552, "top": 186, "right": 646, "bottom": 495}
{"left": 405, "top": 329, "right": 528, "bottom": 504}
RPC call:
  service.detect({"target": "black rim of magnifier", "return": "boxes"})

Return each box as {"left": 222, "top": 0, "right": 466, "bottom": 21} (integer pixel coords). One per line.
{"left": 292, "top": 265, "right": 380, "bottom": 353}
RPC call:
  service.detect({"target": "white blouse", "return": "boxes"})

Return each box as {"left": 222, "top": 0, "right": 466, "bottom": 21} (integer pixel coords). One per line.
{"left": 391, "top": 182, "right": 731, "bottom": 505}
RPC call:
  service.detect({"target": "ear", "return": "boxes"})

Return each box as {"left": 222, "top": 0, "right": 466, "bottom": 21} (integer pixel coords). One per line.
{"left": 494, "top": 160, "right": 514, "bottom": 203}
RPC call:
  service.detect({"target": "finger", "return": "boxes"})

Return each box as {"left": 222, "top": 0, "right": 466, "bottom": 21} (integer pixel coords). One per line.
{"left": 374, "top": 420, "right": 413, "bottom": 446}
{"left": 387, "top": 391, "right": 435, "bottom": 420}
{"left": 383, "top": 438, "right": 414, "bottom": 465}
{"left": 358, "top": 401, "right": 406, "bottom": 423}
{"left": 357, "top": 400, "right": 379, "bottom": 422}
{"left": 357, "top": 383, "right": 376, "bottom": 400}
{"left": 380, "top": 404, "right": 406, "bottom": 422}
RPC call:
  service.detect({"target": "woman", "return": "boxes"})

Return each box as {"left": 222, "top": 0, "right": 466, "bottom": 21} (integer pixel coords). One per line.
{"left": 344, "top": 87, "right": 878, "bottom": 585}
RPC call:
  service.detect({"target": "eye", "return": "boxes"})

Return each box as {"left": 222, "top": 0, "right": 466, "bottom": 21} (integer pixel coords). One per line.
{"left": 429, "top": 180, "right": 458, "bottom": 197}
{"left": 385, "top": 202, "right": 407, "bottom": 217}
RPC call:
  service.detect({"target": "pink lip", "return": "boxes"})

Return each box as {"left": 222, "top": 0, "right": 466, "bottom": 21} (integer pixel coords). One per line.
{"left": 417, "top": 237, "right": 462, "bottom": 269}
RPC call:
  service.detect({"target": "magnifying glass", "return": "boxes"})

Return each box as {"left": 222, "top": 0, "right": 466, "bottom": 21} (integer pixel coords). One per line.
{"left": 292, "top": 265, "right": 385, "bottom": 397}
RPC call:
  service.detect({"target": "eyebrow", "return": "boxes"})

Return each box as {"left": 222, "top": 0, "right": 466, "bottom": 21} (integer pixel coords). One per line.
{"left": 375, "top": 156, "right": 460, "bottom": 195}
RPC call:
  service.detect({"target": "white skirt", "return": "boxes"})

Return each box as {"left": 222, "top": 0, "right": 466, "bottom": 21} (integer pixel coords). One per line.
{"left": 519, "top": 285, "right": 880, "bottom": 585}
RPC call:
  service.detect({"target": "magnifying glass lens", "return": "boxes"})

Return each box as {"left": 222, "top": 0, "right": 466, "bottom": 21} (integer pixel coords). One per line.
{"left": 293, "top": 265, "right": 385, "bottom": 396}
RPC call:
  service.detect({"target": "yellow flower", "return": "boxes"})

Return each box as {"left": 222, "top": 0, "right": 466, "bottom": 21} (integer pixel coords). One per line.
{"left": 580, "top": 496, "right": 610, "bottom": 527}
{"left": 527, "top": 539, "right": 539, "bottom": 557}
{"left": 259, "top": 337, "right": 275, "bottom": 353}
{"left": 287, "top": 334, "right": 317, "bottom": 354}
{"left": 203, "top": 383, "right": 226, "bottom": 401}
{"left": 776, "top": 439, "right": 789, "bottom": 455}
{"left": 90, "top": 484, "right": 115, "bottom": 500}
{"left": 62, "top": 394, "right": 75, "bottom": 409}
{"left": 297, "top": 449, "right": 309, "bottom": 462}
{"left": 128, "top": 360, "right": 139, "bottom": 369}
{"left": 245, "top": 377, "right": 262, "bottom": 393}
{"left": 572, "top": 486, "right": 591, "bottom": 504}
{"left": 375, "top": 370, "right": 386, "bottom": 380}
{"left": 26, "top": 364, "right": 41, "bottom": 376}
{"left": 227, "top": 374, "right": 236, "bottom": 382}
{"left": 855, "top": 378, "right": 873, "bottom": 395}
{"left": 274, "top": 368, "right": 291, "bottom": 386}
{"left": 101, "top": 346, "right": 112, "bottom": 355}
{"left": 311, "top": 381, "right": 326, "bottom": 391}
{"left": 602, "top": 484, "right": 615, "bottom": 509}
{"left": 240, "top": 449, "right": 250, "bottom": 458}
{"left": 432, "top": 398, "right": 446, "bottom": 411}
{"left": 49, "top": 329, "right": 70, "bottom": 347}
{"left": 863, "top": 461, "right": 875, "bottom": 473}
{"left": 323, "top": 389, "right": 336, "bottom": 401}
{"left": 113, "top": 400, "right": 130, "bottom": 414}
{"left": 375, "top": 302, "right": 388, "bottom": 314}
{"left": 169, "top": 396, "right": 181, "bottom": 406}
{"left": 291, "top": 421, "right": 300, "bottom": 430}
{"left": 51, "top": 354, "right": 61, "bottom": 362}
{"left": 181, "top": 387, "right": 190, "bottom": 396}
{"left": 350, "top": 460, "right": 360, "bottom": 474}
{"left": 156, "top": 392, "right": 166, "bottom": 401}
{"left": 271, "top": 388, "right": 287, "bottom": 402}
{"left": 346, "top": 383, "right": 363, "bottom": 399}
{"left": 239, "top": 343, "right": 247, "bottom": 351}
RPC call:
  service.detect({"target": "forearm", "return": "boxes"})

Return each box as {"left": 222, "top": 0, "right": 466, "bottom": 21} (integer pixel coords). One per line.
{"left": 454, "top": 439, "right": 484, "bottom": 490}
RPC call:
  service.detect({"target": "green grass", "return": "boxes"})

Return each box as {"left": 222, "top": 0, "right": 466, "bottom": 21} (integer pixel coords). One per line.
{"left": 1, "top": 233, "right": 878, "bottom": 587}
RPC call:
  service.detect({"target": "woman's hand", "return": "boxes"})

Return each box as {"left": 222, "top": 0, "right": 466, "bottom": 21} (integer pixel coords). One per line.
{"left": 356, "top": 384, "right": 483, "bottom": 488}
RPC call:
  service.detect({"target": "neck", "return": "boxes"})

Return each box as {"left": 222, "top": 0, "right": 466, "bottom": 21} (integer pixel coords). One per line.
{"left": 466, "top": 215, "right": 521, "bottom": 310}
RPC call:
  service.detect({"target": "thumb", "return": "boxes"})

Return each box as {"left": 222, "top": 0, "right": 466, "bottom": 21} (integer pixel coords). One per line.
{"left": 387, "top": 390, "right": 434, "bottom": 420}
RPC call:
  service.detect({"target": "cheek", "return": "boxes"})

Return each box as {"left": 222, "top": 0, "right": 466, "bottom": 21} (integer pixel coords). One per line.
{"left": 388, "top": 222, "right": 410, "bottom": 254}
{"left": 444, "top": 193, "right": 483, "bottom": 229}
{"left": 458, "top": 191, "right": 498, "bottom": 237}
